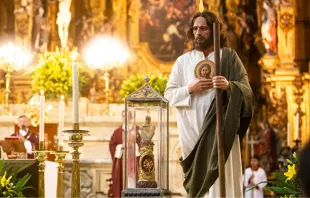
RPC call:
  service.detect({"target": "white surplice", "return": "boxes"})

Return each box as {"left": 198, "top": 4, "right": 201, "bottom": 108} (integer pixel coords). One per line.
{"left": 165, "top": 49, "right": 243, "bottom": 197}
{"left": 244, "top": 167, "right": 267, "bottom": 198}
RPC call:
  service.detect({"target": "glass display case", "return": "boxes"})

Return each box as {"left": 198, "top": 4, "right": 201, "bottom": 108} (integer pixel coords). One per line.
{"left": 122, "top": 76, "right": 170, "bottom": 197}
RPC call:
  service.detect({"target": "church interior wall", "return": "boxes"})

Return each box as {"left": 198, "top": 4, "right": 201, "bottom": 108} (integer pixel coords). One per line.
{"left": 0, "top": 0, "right": 309, "bottom": 197}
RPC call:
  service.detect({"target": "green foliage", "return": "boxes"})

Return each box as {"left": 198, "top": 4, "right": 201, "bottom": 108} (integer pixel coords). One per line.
{"left": 249, "top": 152, "right": 302, "bottom": 198}
{"left": 31, "top": 49, "right": 88, "bottom": 99}
{"left": 0, "top": 160, "right": 32, "bottom": 197}
{"left": 119, "top": 74, "right": 168, "bottom": 101}
{"left": 264, "top": 171, "right": 302, "bottom": 197}
{"left": 265, "top": 153, "right": 302, "bottom": 198}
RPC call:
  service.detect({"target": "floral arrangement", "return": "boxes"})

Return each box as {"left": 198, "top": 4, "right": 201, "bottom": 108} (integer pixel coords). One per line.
{"left": 0, "top": 160, "right": 32, "bottom": 197}
{"left": 31, "top": 48, "right": 89, "bottom": 99}
{"left": 251, "top": 152, "right": 303, "bottom": 198}
{"left": 119, "top": 74, "right": 168, "bottom": 101}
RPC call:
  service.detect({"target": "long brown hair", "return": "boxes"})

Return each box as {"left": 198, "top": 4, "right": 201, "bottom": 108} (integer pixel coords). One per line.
{"left": 185, "top": 10, "right": 227, "bottom": 49}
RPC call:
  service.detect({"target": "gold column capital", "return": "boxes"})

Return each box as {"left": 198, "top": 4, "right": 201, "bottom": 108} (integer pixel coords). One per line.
{"left": 52, "top": 149, "right": 69, "bottom": 198}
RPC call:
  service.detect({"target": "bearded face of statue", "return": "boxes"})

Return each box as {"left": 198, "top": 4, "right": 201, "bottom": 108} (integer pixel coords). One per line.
{"left": 193, "top": 17, "right": 213, "bottom": 51}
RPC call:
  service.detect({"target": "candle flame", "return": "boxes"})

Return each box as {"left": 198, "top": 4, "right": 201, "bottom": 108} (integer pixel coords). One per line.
{"left": 199, "top": 0, "right": 204, "bottom": 12}
{"left": 61, "top": 95, "right": 65, "bottom": 100}
{"left": 40, "top": 90, "right": 44, "bottom": 96}
{"left": 71, "top": 51, "right": 78, "bottom": 61}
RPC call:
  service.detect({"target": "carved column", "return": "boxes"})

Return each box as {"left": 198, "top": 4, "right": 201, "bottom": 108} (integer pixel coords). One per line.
{"left": 264, "top": 76, "right": 288, "bottom": 144}
{"left": 205, "top": 0, "right": 221, "bottom": 17}
{"left": 127, "top": 0, "right": 140, "bottom": 46}
{"left": 301, "top": 74, "right": 310, "bottom": 145}
{"left": 225, "top": 0, "right": 240, "bottom": 32}
{"left": 0, "top": 1, "right": 8, "bottom": 42}
{"left": 260, "top": 47, "right": 299, "bottom": 147}
{"left": 292, "top": 76, "right": 304, "bottom": 149}
{"left": 112, "top": 0, "right": 127, "bottom": 42}
{"left": 256, "top": 0, "right": 264, "bottom": 28}
{"left": 14, "top": 0, "right": 33, "bottom": 50}
{"left": 111, "top": 0, "right": 129, "bottom": 81}
{"left": 260, "top": 0, "right": 310, "bottom": 150}
{"left": 73, "top": 0, "right": 107, "bottom": 49}
{"left": 295, "top": 0, "right": 310, "bottom": 72}
{"left": 47, "top": 0, "right": 59, "bottom": 51}
{"left": 276, "top": 0, "right": 295, "bottom": 64}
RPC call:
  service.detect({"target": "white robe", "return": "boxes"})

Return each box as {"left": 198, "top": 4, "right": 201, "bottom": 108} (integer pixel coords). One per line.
{"left": 165, "top": 49, "right": 243, "bottom": 197}
{"left": 244, "top": 167, "right": 267, "bottom": 198}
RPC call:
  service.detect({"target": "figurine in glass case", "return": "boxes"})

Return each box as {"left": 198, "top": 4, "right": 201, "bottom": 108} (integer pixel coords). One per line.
{"left": 137, "top": 114, "right": 157, "bottom": 188}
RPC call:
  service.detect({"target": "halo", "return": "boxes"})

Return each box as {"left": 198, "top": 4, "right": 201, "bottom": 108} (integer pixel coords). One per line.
{"left": 194, "top": 59, "right": 215, "bottom": 78}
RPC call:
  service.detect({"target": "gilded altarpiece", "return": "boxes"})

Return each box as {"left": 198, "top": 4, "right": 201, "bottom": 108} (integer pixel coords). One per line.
{"left": 259, "top": 0, "right": 310, "bottom": 148}
{"left": 127, "top": 0, "right": 201, "bottom": 75}
{"left": 14, "top": 0, "right": 33, "bottom": 50}
{"left": 70, "top": 0, "right": 128, "bottom": 104}
{"left": 301, "top": 74, "right": 310, "bottom": 145}
{"left": 276, "top": 0, "right": 295, "bottom": 64}
{"left": 262, "top": 72, "right": 310, "bottom": 148}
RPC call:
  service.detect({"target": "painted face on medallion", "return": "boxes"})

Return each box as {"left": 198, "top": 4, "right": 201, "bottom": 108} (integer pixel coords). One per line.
{"left": 199, "top": 64, "right": 211, "bottom": 78}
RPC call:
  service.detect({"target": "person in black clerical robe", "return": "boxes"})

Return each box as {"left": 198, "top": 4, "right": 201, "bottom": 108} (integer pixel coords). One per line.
{"left": 109, "top": 111, "right": 141, "bottom": 197}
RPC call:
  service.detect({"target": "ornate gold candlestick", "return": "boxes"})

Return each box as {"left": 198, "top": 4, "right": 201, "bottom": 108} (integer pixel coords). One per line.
{"left": 2, "top": 66, "right": 12, "bottom": 115}
{"left": 52, "top": 146, "right": 69, "bottom": 198}
{"left": 34, "top": 141, "right": 49, "bottom": 198}
{"left": 0, "top": 43, "right": 32, "bottom": 115}
{"left": 101, "top": 71, "right": 114, "bottom": 116}
{"left": 63, "top": 123, "right": 89, "bottom": 198}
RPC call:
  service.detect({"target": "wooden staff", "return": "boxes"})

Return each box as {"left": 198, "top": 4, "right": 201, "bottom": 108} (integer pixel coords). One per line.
{"left": 213, "top": 22, "right": 226, "bottom": 197}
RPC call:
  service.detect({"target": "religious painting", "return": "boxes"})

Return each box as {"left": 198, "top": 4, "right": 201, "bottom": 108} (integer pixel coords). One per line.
{"left": 139, "top": 0, "right": 197, "bottom": 62}
{"left": 194, "top": 60, "right": 215, "bottom": 79}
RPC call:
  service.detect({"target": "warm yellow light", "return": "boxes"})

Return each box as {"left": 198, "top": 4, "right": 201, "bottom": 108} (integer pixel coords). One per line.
{"left": 71, "top": 51, "right": 78, "bottom": 61}
{"left": 61, "top": 95, "right": 65, "bottom": 101}
{"left": 83, "top": 35, "right": 129, "bottom": 69}
{"left": 199, "top": 0, "right": 204, "bottom": 12}
{"left": 40, "top": 90, "right": 45, "bottom": 96}
{"left": 0, "top": 42, "right": 32, "bottom": 69}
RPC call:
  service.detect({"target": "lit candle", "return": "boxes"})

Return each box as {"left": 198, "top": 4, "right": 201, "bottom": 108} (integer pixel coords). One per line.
{"left": 72, "top": 52, "right": 79, "bottom": 124}
{"left": 287, "top": 122, "right": 290, "bottom": 146}
{"left": 295, "top": 112, "right": 299, "bottom": 139}
{"left": 39, "top": 90, "right": 45, "bottom": 142}
{"left": 58, "top": 95, "right": 65, "bottom": 147}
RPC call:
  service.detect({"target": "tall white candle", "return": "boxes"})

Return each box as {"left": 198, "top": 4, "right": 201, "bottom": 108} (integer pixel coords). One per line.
{"left": 105, "top": 77, "right": 109, "bottom": 90}
{"left": 58, "top": 95, "right": 65, "bottom": 147}
{"left": 39, "top": 90, "right": 45, "bottom": 142}
{"left": 287, "top": 122, "right": 290, "bottom": 146}
{"left": 295, "top": 112, "right": 299, "bottom": 139}
{"left": 72, "top": 52, "right": 79, "bottom": 124}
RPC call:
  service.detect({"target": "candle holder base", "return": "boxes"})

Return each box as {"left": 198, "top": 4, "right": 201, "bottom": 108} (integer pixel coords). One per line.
{"left": 63, "top": 125, "right": 89, "bottom": 198}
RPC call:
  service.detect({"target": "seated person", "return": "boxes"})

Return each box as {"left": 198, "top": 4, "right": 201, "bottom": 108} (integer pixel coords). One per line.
{"left": 10, "top": 115, "right": 39, "bottom": 159}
